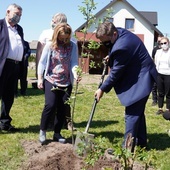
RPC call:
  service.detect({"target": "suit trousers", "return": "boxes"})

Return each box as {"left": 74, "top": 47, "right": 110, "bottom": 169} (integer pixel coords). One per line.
{"left": 123, "top": 95, "right": 149, "bottom": 152}
{"left": 152, "top": 82, "right": 157, "bottom": 102}
{"left": 0, "top": 60, "right": 19, "bottom": 125}
{"left": 40, "top": 80, "right": 72, "bottom": 133}
{"left": 16, "top": 60, "right": 28, "bottom": 95}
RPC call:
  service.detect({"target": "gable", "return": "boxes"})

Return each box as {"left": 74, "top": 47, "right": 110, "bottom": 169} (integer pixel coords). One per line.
{"left": 74, "top": 0, "right": 164, "bottom": 56}
{"left": 75, "top": 0, "right": 162, "bottom": 36}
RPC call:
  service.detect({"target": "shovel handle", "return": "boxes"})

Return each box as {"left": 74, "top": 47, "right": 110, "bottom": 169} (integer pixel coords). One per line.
{"left": 84, "top": 59, "right": 108, "bottom": 133}
{"left": 98, "top": 59, "right": 108, "bottom": 88}
{"left": 85, "top": 98, "right": 98, "bottom": 133}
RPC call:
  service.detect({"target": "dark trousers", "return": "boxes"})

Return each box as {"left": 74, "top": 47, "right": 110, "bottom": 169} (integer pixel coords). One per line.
{"left": 157, "top": 73, "right": 170, "bottom": 109}
{"left": 123, "top": 95, "right": 149, "bottom": 152}
{"left": 0, "top": 60, "right": 19, "bottom": 125}
{"left": 40, "top": 80, "right": 72, "bottom": 133}
{"left": 152, "top": 82, "right": 157, "bottom": 102}
{"left": 15, "top": 60, "right": 28, "bottom": 95}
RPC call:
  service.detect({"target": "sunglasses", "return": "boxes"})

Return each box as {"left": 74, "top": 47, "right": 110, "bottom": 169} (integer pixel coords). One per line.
{"left": 160, "top": 42, "right": 167, "bottom": 45}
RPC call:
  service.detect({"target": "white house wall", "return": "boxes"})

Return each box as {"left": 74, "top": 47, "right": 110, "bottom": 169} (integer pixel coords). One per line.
{"left": 87, "top": 1, "right": 154, "bottom": 56}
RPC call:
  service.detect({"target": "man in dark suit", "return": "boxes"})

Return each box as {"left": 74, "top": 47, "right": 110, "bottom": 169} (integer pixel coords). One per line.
{"left": 15, "top": 40, "right": 31, "bottom": 96}
{"left": 0, "top": 3, "right": 24, "bottom": 132}
{"left": 95, "top": 22, "right": 157, "bottom": 152}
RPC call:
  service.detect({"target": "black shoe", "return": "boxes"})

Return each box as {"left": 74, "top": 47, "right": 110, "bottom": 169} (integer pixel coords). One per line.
{"left": 156, "top": 109, "right": 163, "bottom": 115}
{"left": 0, "top": 124, "right": 20, "bottom": 132}
{"left": 162, "top": 110, "right": 170, "bottom": 120}
{"left": 53, "top": 133, "right": 66, "bottom": 143}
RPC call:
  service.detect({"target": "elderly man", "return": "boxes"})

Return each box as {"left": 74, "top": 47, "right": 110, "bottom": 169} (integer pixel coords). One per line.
{"left": 0, "top": 3, "right": 24, "bottom": 132}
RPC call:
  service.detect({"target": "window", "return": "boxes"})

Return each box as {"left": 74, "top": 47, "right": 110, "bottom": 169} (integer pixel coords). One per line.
{"left": 107, "top": 17, "right": 114, "bottom": 23}
{"left": 125, "top": 19, "right": 134, "bottom": 30}
{"left": 104, "top": 17, "right": 114, "bottom": 23}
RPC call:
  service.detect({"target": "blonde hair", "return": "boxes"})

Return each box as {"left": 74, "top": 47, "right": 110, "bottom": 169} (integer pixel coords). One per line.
{"left": 51, "top": 23, "right": 72, "bottom": 49}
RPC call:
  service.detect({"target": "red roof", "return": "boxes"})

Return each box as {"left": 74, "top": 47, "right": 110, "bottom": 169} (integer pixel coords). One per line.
{"left": 75, "top": 32, "right": 100, "bottom": 42}
{"left": 75, "top": 32, "right": 144, "bottom": 43}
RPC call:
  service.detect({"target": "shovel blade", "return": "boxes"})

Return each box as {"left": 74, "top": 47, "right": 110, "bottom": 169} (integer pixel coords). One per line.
{"left": 74, "top": 131, "right": 94, "bottom": 156}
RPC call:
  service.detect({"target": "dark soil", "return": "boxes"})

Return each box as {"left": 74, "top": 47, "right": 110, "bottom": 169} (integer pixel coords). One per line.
{"left": 20, "top": 140, "right": 121, "bottom": 170}
{"left": 20, "top": 140, "right": 155, "bottom": 170}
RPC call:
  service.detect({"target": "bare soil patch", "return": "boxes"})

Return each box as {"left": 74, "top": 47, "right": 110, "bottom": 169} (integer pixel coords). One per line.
{"left": 20, "top": 140, "right": 155, "bottom": 170}
{"left": 20, "top": 140, "right": 121, "bottom": 170}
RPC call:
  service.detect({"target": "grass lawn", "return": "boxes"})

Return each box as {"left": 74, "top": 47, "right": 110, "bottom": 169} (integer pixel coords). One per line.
{"left": 0, "top": 68, "right": 170, "bottom": 170}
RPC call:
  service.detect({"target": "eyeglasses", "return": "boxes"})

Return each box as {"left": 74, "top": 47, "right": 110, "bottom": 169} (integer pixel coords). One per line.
{"left": 160, "top": 42, "right": 167, "bottom": 45}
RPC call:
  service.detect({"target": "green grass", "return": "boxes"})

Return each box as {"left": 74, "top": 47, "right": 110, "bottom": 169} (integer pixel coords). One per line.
{"left": 0, "top": 68, "right": 170, "bottom": 170}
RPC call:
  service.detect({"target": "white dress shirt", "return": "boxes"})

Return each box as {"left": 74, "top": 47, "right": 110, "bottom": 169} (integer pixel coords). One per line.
{"left": 6, "top": 20, "right": 24, "bottom": 61}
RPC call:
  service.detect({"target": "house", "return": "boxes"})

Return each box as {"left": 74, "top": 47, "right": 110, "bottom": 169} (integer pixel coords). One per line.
{"left": 29, "top": 40, "right": 38, "bottom": 56}
{"left": 75, "top": 0, "right": 163, "bottom": 73}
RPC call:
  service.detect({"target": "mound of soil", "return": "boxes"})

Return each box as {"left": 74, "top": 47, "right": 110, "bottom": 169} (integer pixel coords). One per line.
{"left": 20, "top": 140, "right": 155, "bottom": 170}
{"left": 20, "top": 140, "right": 121, "bottom": 170}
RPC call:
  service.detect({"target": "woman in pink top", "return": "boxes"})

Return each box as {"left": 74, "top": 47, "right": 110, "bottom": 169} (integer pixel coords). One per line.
{"left": 38, "top": 23, "right": 81, "bottom": 144}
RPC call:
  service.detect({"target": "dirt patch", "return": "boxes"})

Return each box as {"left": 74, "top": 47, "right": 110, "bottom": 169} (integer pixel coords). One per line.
{"left": 20, "top": 140, "right": 156, "bottom": 170}
{"left": 20, "top": 140, "right": 121, "bottom": 170}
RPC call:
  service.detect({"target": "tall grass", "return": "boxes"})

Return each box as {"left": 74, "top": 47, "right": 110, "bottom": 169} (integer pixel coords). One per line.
{"left": 0, "top": 68, "right": 170, "bottom": 170}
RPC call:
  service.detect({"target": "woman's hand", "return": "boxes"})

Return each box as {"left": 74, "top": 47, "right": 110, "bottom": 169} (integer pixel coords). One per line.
{"left": 38, "top": 79, "right": 43, "bottom": 89}
{"left": 38, "top": 75, "right": 44, "bottom": 89}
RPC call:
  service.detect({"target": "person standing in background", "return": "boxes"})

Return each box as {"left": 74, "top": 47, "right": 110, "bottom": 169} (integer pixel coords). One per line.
{"left": 155, "top": 37, "right": 170, "bottom": 115}
{"left": 0, "top": 3, "right": 24, "bottom": 132}
{"left": 15, "top": 40, "right": 31, "bottom": 96}
{"left": 151, "top": 35, "right": 163, "bottom": 106}
{"left": 36, "top": 13, "right": 77, "bottom": 131}
{"left": 36, "top": 13, "right": 67, "bottom": 78}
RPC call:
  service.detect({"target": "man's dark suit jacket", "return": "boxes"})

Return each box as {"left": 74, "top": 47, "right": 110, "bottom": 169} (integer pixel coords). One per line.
{"left": 100, "top": 28, "right": 158, "bottom": 106}
{"left": 23, "top": 40, "right": 31, "bottom": 67}
{"left": 0, "top": 18, "right": 24, "bottom": 76}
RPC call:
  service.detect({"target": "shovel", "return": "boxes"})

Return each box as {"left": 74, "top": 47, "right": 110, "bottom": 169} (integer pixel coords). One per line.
{"left": 74, "top": 59, "right": 108, "bottom": 155}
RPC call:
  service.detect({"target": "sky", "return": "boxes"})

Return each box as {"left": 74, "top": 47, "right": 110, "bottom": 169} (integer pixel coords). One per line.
{"left": 0, "top": 0, "right": 170, "bottom": 42}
